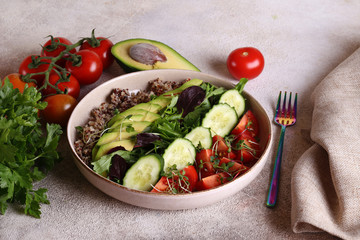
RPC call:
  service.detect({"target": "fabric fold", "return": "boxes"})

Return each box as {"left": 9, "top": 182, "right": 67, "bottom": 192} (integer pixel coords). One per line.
{"left": 291, "top": 47, "right": 360, "bottom": 240}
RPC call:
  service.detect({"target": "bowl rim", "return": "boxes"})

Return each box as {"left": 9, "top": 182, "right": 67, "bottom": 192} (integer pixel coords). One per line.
{"left": 66, "top": 69, "right": 272, "bottom": 198}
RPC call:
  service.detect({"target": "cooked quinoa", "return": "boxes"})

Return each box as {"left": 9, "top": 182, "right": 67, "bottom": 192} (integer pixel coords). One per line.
{"left": 74, "top": 78, "right": 187, "bottom": 165}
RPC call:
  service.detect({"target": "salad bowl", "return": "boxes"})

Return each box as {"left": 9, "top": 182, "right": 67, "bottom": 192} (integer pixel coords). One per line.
{"left": 67, "top": 69, "right": 272, "bottom": 210}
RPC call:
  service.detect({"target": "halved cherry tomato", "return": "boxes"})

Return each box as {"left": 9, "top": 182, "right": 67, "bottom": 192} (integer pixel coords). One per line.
{"left": 80, "top": 37, "right": 114, "bottom": 69}
{"left": 227, "top": 47, "right": 264, "bottom": 80}
{"left": 151, "top": 165, "right": 198, "bottom": 193}
{"left": 150, "top": 177, "right": 168, "bottom": 193}
{"left": 41, "top": 94, "right": 77, "bottom": 126}
{"left": 42, "top": 73, "right": 80, "bottom": 99}
{"left": 211, "top": 135, "right": 236, "bottom": 159}
{"left": 196, "top": 172, "right": 231, "bottom": 191}
{"left": 233, "top": 131, "right": 261, "bottom": 163}
{"left": 195, "top": 149, "right": 216, "bottom": 178}
{"left": 2, "top": 73, "right": 36, "bottom": 93}
{"left": 41, "top": 37, "right": 76, "bottom": 67}
{"left": 65, "top": 50, "right": 103, "bottom": 85}
{"left": 231, "top": 110, "right": 259, "bottom": 137}
{"left": 217, "top": 157, "right": 249, "bottom": 176}
{"left": 19, "top": 55, "right": 51, "bottom": 85}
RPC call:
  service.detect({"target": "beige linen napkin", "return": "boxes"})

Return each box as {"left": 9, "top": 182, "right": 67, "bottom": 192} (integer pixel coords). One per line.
{"left": 291, "top": 47, "right": 360, "bottom": 239}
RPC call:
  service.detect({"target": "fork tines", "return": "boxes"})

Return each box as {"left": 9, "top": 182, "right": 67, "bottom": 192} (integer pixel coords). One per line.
{"left": 275, "top": 91, "right": 297, "bottom": 125}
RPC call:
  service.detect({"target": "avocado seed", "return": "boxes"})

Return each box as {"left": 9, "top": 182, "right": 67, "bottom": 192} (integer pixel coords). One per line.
{"left": 129, "top": 43, "right": 167, "bottom": 65}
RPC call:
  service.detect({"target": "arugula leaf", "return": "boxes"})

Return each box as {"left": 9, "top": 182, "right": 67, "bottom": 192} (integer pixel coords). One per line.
{"left": 0, "top": 79, "right": 62, "bottom": 218}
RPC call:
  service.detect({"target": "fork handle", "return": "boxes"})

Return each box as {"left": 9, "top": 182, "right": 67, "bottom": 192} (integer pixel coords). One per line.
{"left": 266, "top": 125, "right": 286, "bottom": 208}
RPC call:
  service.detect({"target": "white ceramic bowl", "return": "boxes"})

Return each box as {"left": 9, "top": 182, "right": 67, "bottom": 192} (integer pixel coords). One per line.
{"left": 67, "top": 69, "right": 272, "bottom": 210}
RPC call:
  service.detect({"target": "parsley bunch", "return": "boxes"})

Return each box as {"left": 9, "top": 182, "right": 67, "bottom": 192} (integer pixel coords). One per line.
{"left": 0, "top": 79, "right": 62, "bottom": 218}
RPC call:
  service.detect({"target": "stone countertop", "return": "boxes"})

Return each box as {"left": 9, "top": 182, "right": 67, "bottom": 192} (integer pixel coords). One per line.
{"left": 0, "top": 1, "right": 359, "bottom": 239}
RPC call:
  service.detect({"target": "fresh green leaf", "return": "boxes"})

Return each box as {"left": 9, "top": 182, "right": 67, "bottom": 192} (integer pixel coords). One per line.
{"left": 0, "top": 79, "right": 62, "bottom": 218}
{"left": 92, "top": 149, "right": 139, "bottom": 176}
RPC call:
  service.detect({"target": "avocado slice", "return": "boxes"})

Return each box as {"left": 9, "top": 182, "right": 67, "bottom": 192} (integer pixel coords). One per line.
{"left": 150, "top": 96, "right": 171, "bottom": 108}
{"left": 109, "top": 110, "right": 160, "bottom": 128}
{"left": 98, "top": 121, "right": 152, "bottom": 145}
{"left": 111, "top": 38, "right": 200, "bottom": 72}
{"left": 130, "top": 102, "right": 162, "bottom": 113}
{"left": 108, "top": 109, "right": 149, "bottom": 127}
{"left": 93, "top": 139, "right": 135, "bottom": 161}
{"left": 109, "top": 121, "right": 152, "bottom": 133}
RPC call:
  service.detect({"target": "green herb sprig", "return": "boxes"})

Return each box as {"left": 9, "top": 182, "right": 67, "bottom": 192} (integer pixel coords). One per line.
{"left": 0, "top": 79, "right": 62, "bottom": 218}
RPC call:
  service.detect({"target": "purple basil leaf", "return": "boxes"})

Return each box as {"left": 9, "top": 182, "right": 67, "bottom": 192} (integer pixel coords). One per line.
{"left": 109, "top": 155, "right": 128, "bottom": 182}
{"left": 107, "top": 146, "right": 126, "bottom": 154}
{"left": 135, "top": 133, "right": 161, "bottom": 147}
{"left": 176, "top": 86, "right": 205, "bottom": 117}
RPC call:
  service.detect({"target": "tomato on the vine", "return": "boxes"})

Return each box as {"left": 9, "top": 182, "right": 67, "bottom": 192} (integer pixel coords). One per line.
{"left": 80, "top": 37, "right": 114, "bottom": 69}
{"left": 227, "top": 47, "right": 264, "bottom": 80}
{"left": 41, "top": 37, "right": 76, "bottom": 67}
{"left": 2, "top": 73, "right": 37, "bottom": 93}
{"left": 65, "top": 50, "right": 103, "bottom": 85}
{"left": 19, "top": 55, "right": 51, "bottom": 85}
{"left": 41, "top": 94, "right": 77, "bottom": 126}
{"left": 42, "top": 73, "right": 80, "bottom": 99}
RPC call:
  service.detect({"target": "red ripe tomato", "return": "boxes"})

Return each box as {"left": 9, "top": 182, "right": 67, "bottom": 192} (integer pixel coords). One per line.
{"left": 195, "top": 149, "right": 216, "bottom": 178}
{"left": 227, "top": 47, "right": 264, "bottom": 80}
{"left": 2, "top": 73, "right": 37, "bottom": 93}
{"left": 231, "top": 110, "right": 259, "bottom": 137}
{"left": 195, "top": 172, "right": 231, "bottom": 191}
{"left": 19, "top": 55, "right": 51, "bottom": 85}
{"left": 80, "top": 37, "right": 114, "bottom": 69}
{"left": 151, "top": 165, "right": 198, "bottom": 193}
{"left": 42, "top": 73, "right": 80, "bottom": 99}
{"left": 41, "top": 94, "right": 77, "bottom": 126}
{"left": 218, "top": 157, "right": 249, "bottom": 176}
{"left": 65, "top": 50, "right": 103, "bottom": 85}
{"left": 211, "top": 135, "right": 236, "bottom": 159}
{"left": 233, "top": 131, "right": 261, "bottom": 163}
{"left": 41, "top": 37, "right": 76, "bottom": 67}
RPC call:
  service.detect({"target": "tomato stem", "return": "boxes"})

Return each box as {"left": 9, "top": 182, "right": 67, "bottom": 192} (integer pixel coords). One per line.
{"left": 22, "top": 34, "right": 88, "bottom": 96}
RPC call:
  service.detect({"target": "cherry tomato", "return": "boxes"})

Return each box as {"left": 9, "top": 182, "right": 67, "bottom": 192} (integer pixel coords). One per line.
{"left": 151, "top": 165, "right": 198, "bottom": 193}
{"left": 211, "top": 135, "right": 236, "bottom": 159}
{"left": 196, "top": 149, "right": 216, "bottom": 179}
{"left": 2, "top": 73, "right": 37, "bottom": 93}
{"left": 65, "top": 50, "right": 103, "bottom": 85}
{"left": 41, "top": 37, "right": 76, "bottom": 67}
{"left": 231, "top": 110, "right": 259, "bottom": 137}
{"left": 233, "top": 131, "right": 261, "bottom": 163}
{"left": 195, "top": 172, "right": 231, "bottom": 191}
{"left": 41, "top": 94, "right": 77, "bottom": 126}
{"left": 80, "top": 37, "right": 114, "bottom": 69}
{"left": 227, "top": 47, "right": 264, "bottom": 80}
{"left": 19, "top": 55, "right": 51, "bottom": 85}
{"left": 218, "top": 157, "right": 249, "bottom": 176}
{"left": 42, "top": 73, "right": 80, "bottom": 99}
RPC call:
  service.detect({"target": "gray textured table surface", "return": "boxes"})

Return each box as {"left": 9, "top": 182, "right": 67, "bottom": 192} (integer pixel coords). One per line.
{"left": 0, "top": 1, "right": 359, "bottom": 239}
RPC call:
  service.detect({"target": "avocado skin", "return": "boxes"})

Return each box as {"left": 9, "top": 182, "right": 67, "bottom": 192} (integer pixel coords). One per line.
{"left": 114, "top": 58, "right": 138, "bottom": 73}
{"left": 111, "top": 38, "right": 200, "bottom": 73}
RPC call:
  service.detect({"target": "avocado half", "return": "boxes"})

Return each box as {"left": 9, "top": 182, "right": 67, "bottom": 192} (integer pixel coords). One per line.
{"left": 111, "top": 38, "right": 200, "bottom": 72}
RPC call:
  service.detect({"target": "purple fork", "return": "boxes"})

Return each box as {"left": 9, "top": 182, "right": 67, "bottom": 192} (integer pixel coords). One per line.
{"left": 266, "top": 91, "right": 297, "bottom": 208}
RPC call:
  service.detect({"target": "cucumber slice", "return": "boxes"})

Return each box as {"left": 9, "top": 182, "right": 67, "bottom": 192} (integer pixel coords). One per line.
{"left": 202, "top": 103, "right": 238, "bottom": 137}
{"left": 122, "top": 154, "right": 164, "bottom": 191}
{"left": 185, "top": 126, "right": 212, "bottom": 149}
{"left": 162, "top": 138, "right": 196, "bottom": 173}
{"left": 219, "top": 89, "right": 245, "bottom": 117}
